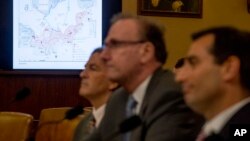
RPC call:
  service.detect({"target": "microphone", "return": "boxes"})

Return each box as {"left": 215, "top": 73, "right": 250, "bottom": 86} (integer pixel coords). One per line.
{"left": 12, "top": 87, "right": 31, "bottom": 102}
{"left": 119, "top": 115, "right": 142, "bottom": 133}
{"left": 34, "top": 105, "right": 84, "bottom": 141}
{"left": 37, "top": 105, "right": 84, "bottom": 128}
{"left": 2, "top": 87, "right": 31, "bottom": 110}
{"left": 64, "top": 105, "right": 84, "bottom": 120}
{"left": 104, "top": 115, "right": 142, "bottom": 141}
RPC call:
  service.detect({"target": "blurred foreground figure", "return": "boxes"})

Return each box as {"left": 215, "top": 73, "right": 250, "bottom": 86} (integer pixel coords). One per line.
{"left": 176, "top": 27, "right": 250, "bottom": 141}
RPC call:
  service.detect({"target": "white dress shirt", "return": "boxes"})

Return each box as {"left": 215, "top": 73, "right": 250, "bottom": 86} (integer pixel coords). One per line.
{"left": 131, "top": 75, "right": 152, "bottom": 114}
{"left": 92, "top": 104, "right": 106, "bottom": 128}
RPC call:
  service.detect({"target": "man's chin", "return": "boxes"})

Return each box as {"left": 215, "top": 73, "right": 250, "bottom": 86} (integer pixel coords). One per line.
{"left": 107, "top": 73, "right": 120, "bottom": 82}
{"left": 79, "top": 89, "right": 89, "bottom": 96}
{"left": 185, "top": 99, "right": 205, "bottom": 114}
{"left": 184, "top": 95, "right": 197, "bottom": 108}
{"left": 184, "top": 93, "right": 192, "bottom": 102}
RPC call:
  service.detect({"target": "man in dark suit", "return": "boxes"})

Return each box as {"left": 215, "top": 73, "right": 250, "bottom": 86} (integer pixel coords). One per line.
{"left": 74, "top": 48, "right": 118, "bottom": 141}
{"left": 175, "top": 27, "right": 250, "bottom": 141}
{"left": 85, "top": 13, "right": 203, "bottom": 141}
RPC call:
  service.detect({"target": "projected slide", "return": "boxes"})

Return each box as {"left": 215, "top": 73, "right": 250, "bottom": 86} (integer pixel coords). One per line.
{"left": 13, "top": 0, "right": 102, "bottom": 69}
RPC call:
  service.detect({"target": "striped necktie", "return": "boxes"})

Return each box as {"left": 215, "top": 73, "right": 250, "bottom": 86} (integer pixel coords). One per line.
{"left": 88, "top": 114, "right": 96, "bottom": 133}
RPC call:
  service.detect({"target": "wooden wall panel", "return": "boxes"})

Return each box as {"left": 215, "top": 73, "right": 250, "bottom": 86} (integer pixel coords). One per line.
{"left": 0, "top": 70, "right": 91, "bottom": 120}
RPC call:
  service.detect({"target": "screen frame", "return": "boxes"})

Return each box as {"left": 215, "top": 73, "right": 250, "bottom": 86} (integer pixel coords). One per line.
{"left": 0, "top": 0, "right": 121, "bottom": 73}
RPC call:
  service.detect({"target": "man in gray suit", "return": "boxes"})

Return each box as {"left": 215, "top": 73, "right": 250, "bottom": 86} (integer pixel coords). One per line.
{"left": 85, "top": 13, "right": 203, "bottom": 141}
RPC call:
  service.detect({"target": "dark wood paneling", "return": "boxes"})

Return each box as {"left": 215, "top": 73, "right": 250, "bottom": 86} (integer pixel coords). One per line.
{"left": 0, "top": 70, "right": 91, "bottom": 120}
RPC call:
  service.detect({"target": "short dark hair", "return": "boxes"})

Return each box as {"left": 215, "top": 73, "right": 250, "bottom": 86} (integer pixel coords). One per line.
{"left": 110, "top": 13, "right": 167, "bottom": 64}
{"left": 192, "top": 27, "right": 250, "bottom": 90}
{"left": 91, "top": 47, "right": 103, "bottom": 55}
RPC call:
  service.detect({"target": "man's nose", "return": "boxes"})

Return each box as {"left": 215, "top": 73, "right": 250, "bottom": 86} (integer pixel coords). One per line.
{"left": 100, "top": 47, "right": 110, "bottom": 63}
{"left": 80, "top": 69, "right": 88, "bottom": 79}
{"left": 175, "top": 64, "right": 189, "bottom": 83}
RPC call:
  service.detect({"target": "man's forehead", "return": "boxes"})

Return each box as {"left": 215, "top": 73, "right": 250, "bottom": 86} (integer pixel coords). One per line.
{"left": 113, "top": 19, "right": 138, "bottom": 27}
{"left": 185, "top": 34, "right": 215, "bottom": 61}
{"left": 189, "top": 34, "right": 214, "bottom": 53}
{"left": 107, "top": 20, "right": 139, "bottom": 38}
{"left": 86, "top": 53, "right": 102, "bottom": 64}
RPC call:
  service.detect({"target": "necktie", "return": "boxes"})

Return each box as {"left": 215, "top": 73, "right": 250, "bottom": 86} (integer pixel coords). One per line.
{"left": 88, "top": 114, "right": 96, "bottom": 133}
{"left": 123, "top": 96, "right": 137, "bottom": 141}
{"left": 126, "top": 96, "right": 137, "bottom": 117}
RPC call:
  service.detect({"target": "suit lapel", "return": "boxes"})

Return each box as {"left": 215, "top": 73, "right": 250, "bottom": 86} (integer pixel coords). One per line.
{"left": 131, "top": 68, "right": 164, "bottom": 141}
{"left": 219, "top": 102, "right": 250, "bottom": 140}
{"left": 139, "top": 67, "right": 163, "bottom": 117}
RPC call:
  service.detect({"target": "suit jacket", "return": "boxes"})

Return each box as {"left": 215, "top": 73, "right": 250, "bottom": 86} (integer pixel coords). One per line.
{"left": 86, "top": 68, "right": 204, "bottom": 141}
{"left": 205, "top": 102, "right": 250, "bottom": 141}
{"left": 73, "top": 112, "right": 95, "bottom": 141}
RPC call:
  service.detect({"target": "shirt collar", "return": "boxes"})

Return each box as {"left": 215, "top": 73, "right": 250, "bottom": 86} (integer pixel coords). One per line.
{"left": 92, "top": 104, "right": 106, "bottom": 127}
{"left": 203, "top": 97, "right": 250, "bottom": 136}
{"left": 131, "top": 75, "right": 152, "bottom": 114}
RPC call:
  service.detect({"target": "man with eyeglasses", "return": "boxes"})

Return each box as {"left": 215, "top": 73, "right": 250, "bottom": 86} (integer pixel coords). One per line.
{"left": 85, "top": 13, "right": 203, "bottom": 141}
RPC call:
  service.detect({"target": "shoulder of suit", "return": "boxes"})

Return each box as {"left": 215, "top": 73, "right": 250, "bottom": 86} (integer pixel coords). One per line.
{"left": 151, "top": 68, "right": 181, "bottom": 91}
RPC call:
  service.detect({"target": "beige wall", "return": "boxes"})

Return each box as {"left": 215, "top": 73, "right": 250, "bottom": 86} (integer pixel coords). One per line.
{"left": 122, "top": 0, "right": 250, "bottom": 68}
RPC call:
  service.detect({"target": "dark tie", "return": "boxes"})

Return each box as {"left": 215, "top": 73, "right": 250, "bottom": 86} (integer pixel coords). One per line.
{"left": 123, "top": 96, "right": 137, "bottom": 141}
{"left": 88, "top": 114, "right": 96, "bottom": 133}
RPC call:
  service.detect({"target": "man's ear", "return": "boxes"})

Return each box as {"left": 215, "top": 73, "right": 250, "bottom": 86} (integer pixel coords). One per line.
{"left": 221, "top": 56, "right": 240, "bottom": 81}
{"left": 140, "top": 42, "right": 155, "bottom": 63}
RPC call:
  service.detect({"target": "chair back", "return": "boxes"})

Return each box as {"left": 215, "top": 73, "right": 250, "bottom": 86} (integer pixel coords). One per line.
{"left": 0, "top": 112, "right": 33, "bottom": 141}
{"left": 38, "top": 107, "right": 72, "bottom": 125}
{"left": 36, "top": 107, "right": 92, "bottom": 141}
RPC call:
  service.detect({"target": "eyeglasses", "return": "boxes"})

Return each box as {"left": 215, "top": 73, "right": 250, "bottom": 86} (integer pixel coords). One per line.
{"left": 104, "top": 39, "right": 147, "bottom": 48}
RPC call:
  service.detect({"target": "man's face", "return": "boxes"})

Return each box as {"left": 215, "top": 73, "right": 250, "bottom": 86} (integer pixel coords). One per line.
{"left": 175, "top": 34, "right": 224, "bottom": 113}
{"left": 101, "top": 19, "right": 145, "bottom": 83}
{"left": 79, "top": 52, "right": 111, "bottom": 100}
